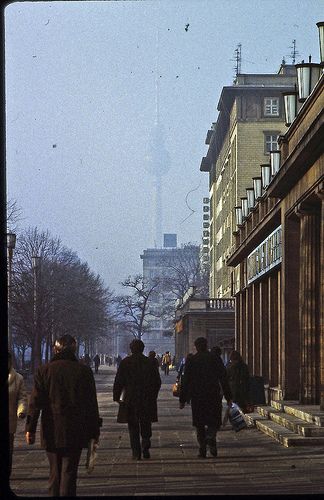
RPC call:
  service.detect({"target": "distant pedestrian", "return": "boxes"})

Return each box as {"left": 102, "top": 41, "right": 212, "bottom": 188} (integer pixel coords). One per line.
{"left": 226, "top": 350, "right": 250, "bottom": 413}
{"left": 93, "top": 354, "right": 100, "bottom": 374}
{"left": 162, "top": 351, "right": 171, "bottom": 375}
{"left": 179, "top": 337, "right": 232, "bottom": 458}
{"left": 113, "top": 339, "right": 161, "bottom": 460}
{"left": 8, "top": 352, "right": 27, "bottom": 476}
{"left": 25, "top": 334, "right": 101, "bottom": 497}
{"left": 116, "top": 354, "right": 122, "bottom": 368}
{"left": 148, "top": 350, "right": 159, "bottom": 369}
{"left": 176, "top": 353, "right": 193, "bottom": 383}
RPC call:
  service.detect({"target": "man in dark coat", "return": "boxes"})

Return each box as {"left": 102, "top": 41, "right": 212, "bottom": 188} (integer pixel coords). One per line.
{"left": 113, "top": 339, "right": 161, "bottom": 460}
{"left": 179, "top": 337, "right": 232, "bottom": 458}
{"left": 25, "top": 335, "right": 101, "bottom": 497}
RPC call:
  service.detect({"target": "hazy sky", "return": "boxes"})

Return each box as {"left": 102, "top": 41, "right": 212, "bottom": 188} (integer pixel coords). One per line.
{"left": 5, "top": 0, "right": 323, "bottom": 293}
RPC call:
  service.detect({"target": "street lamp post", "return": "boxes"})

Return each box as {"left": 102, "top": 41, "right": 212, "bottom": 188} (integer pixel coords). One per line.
{"left": 6, "top": 233, "right": 16, "bottom": 352}
{"left": 32, "top": 255, "right": 42, "bottom": 372}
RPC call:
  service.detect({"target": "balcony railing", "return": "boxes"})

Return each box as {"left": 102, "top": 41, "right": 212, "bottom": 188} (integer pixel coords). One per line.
{"left": 207, "top": 298, "right": 235, "bottom": 310}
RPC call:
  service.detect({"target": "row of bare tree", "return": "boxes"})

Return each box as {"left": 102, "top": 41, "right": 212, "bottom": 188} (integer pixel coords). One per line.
{"left": 10, "top": 226, "right": 115, "bottom": 372}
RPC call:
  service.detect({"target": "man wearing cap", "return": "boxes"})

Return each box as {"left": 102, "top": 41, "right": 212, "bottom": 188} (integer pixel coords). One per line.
{"left": 25, "top": 334, "right": 101, "bottom": 497}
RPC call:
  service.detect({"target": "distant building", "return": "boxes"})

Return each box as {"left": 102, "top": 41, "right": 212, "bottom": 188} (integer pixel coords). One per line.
{"left": 175, "top": 296, "right": 235, "bottom": 365}
{"left": 200, "top": 64, "right": 296, "bottom": 298}
{"left": 140, "top": 234, "right": 201, "bottom": 357}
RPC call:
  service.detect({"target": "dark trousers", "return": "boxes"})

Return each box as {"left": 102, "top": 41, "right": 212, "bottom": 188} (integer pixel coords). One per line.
{"left": 164, "top": 364, "right": 170, "bottom": 375}
{"left": 46, "top": 448, "right": 82, "bottom": 497}
{"left": 128, "top": 412, "right": 152, "bottom": 455}
{"left": 196, "top": 425, "right": 217, "bottom": 452}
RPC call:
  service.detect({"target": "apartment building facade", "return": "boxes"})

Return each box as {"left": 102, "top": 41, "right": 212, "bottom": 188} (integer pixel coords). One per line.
{"left": 200, "top": 64, "right": 296, "bottom": 298}
{"left": 227, "top": 50, "right": 323, "bottom": 405}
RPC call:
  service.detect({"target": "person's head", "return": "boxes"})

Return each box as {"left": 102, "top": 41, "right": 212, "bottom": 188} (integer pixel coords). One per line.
{"left": 148, "top": 350, "right": 156, "bottom": 358}
{"left": 130, "top": 339, "right": 145, "bottom": 354}
{"left": 194, "top": 337, "right": 208, "bottom": 352}
{"left": 211, "top": 346, "right": 222, "bottom": 357}
{"left": 229, "top": 350, "right": 242, "bottom": 363}
{"left": 53, "top": 334, "right": 77, "bottom": 355}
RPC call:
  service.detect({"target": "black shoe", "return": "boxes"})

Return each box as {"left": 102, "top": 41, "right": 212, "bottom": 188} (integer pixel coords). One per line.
{"left": 197, "top": 448, "right": 206, "bottom": 458}
{"left": 209, "top": 446, "right": 217, "bottom": 457}
{"left": 142, "top": 449, "right": 150, "bottom": 459}
{"left": 132, "top": 450, "right": 141, "bottom": 460}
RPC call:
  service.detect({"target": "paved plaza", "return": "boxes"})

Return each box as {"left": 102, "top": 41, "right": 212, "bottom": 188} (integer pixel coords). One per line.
{"left": 10, "top": 365, "right": 324, "bottom": 497}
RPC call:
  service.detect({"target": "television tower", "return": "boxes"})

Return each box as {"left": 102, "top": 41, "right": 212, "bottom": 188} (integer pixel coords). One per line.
{"left": 145, "top": 27, "right": 170, "bottom": 248}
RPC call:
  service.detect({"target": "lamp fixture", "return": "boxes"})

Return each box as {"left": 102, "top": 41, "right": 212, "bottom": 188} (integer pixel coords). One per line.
{"left": 241, "top": 197, "right": 249, "bottom": 218}
{"left": 295, "top": 56, "right": 322, "bottom": 102}
{"left": 316, "top": 22, "right": 324, "bottom": 65}
{"left": 283, "top": 89, "right": 298, "bottom": 126}
{"left": 246, "top": 188, "right": 255, "bottom": 209}
{"left": 252, "top": 177, "right": 262, "bottom": 200}
{"left": 234, "top": 206, "right": 243, "bottom": 226}
{"left": 270, "top": 150, "right": 281, "bottom": 177}
{"left": 261, "top": 163, "right": 271, "bottom": 190}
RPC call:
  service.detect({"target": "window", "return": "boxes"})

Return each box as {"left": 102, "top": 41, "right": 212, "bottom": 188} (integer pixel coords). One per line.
{"left": 264, "top": 97, "right": 279, "bottom": 116}
{"left": 264, "top": 132, "right": 279, "bottom": 153}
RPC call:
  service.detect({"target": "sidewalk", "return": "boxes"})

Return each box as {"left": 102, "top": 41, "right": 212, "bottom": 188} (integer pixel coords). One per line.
{"left": 10, "top": 365, "right": 324, "bottom": 496}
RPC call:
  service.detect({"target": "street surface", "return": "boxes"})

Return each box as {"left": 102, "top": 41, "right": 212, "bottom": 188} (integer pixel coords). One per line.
{"left": 10, "top": 365, "right": 324, "bottom": 496}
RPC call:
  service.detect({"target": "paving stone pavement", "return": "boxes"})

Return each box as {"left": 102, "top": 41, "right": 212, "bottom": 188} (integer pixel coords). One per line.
{"left": 10, "top": 365, "right": 324, "bottom": 497}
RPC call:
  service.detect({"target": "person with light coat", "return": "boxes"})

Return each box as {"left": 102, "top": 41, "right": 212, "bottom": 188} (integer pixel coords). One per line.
{"left": 8, "top": 352, "right": 27, "bottom": 476}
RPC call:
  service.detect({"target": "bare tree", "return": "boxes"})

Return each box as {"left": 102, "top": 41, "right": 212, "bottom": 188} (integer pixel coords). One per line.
{"left": 6, "top": 199, "right": 23, "bottom": 233}
{"left": 116, "top": 274, "right": 160, "bottom": 340}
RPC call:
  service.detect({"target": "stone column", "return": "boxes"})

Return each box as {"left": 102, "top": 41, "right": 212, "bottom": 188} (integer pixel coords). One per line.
{"left": 259, "top": 279, "right": 269, "bottom": 382}
{"left": 315, "top": 185, "right": 324, "bottom": 410}
{"left": 296, "top": 202, "right": 320, "bottom": 404}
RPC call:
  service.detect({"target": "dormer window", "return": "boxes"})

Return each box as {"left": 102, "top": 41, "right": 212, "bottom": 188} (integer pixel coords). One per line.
{"left": 264, "top": 97, "right": 279, "bottom": 116}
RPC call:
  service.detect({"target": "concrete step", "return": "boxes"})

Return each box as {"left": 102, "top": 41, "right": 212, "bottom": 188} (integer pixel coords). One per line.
{"left": 268, "top": 410, "right": 324, "bottom": 437}
{"left": 255, "top": 419, "right": 324, "bottom": 448}
{"left": 283, "top": 403, "right": 324, "bottom": 427}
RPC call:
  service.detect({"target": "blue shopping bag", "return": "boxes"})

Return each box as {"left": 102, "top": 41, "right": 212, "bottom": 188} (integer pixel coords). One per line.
{"left": 228, "top": 403, "right": 247, "bottom": 432}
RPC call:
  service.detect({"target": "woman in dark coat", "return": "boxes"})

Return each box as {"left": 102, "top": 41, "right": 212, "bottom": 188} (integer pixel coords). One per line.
{"left": 179, "top": 337, "right": 232, "bottom": 458}
{"left": 25, "top": 335, "right": 101, "bottom": 497}
{"left": 113, "top": 339, "right": 161, "bottom": 460}
{"left": 226, "top": 350, "right": 250, "bottom": 413}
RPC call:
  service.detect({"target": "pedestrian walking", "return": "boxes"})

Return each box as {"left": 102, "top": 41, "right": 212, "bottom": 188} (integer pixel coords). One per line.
{"left": 8, "top": 352, "right": 27, "bottom": 477}
{"left": 93, "top": 354, "right": 100, "bottom": 374}
{"left": 113, "top": 339, "right": 161, "bottom": 460}
{"left": 176, "top": 353, "right": 193, "bottom": 383}
{"left": 25, "top": 334, "right": 101, "bottom": 497}
{"left": 179, "top": 337, "right": 232, "bottom": 458}
{"left": 226, "top": 350, "right": 250, "bottom": 413}
{"left": 148, "top": 350, "right": 159, "bottom": 369}
{"left": 162, "top": 351, "right": 171, "bottom": 375}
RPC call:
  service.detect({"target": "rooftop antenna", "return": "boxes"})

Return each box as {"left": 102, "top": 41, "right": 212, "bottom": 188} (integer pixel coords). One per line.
{"left": 234, "top": 43, "right": 242, "bottom": 77}
{"left": 288, "top": 39, "right": 300, "bottom": 64}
